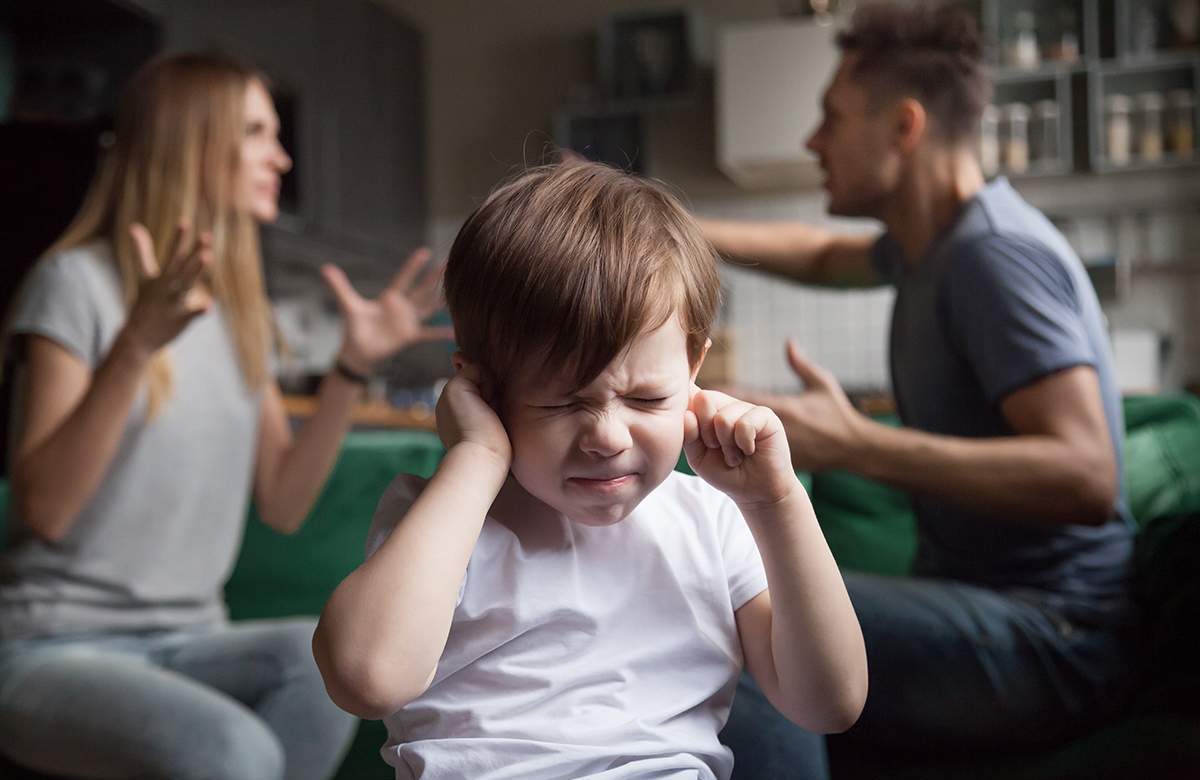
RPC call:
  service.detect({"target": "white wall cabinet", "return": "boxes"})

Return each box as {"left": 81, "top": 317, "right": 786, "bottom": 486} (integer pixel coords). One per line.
{"left": 715, "top": 18, "right": 838, "bottom": 189}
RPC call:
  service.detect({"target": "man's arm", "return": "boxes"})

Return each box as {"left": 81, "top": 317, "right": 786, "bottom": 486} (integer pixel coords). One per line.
{"left": 697, "top": 218, "right": 884, "bottom": 289}
{"left": 849, "top": 364, "right": 1117, "bottom": 524}
{"left": 747, "top": 345, "right": 1119, "bottom": 526}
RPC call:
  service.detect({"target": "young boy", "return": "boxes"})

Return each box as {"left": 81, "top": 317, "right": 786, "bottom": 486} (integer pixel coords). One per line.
{"left": 313, "top": 162, "right": 866, "bottom": 779}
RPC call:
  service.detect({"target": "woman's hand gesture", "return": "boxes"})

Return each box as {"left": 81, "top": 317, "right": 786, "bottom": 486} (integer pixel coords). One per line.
{"left": 322, "top": 247, "right": 455, "bottom": 373}
{"left": 123, "top": 221, "right": 213, "bottom": 355}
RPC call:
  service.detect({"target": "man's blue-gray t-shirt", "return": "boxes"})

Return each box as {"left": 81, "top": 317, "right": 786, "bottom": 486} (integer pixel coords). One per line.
{"left": 872, "top": 177, "right": 1133, "bottom": 623}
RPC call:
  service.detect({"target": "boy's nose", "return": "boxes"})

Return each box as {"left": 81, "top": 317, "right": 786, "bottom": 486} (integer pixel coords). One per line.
{"left": 578, "top": 412, "right": 633, "bottom": 458}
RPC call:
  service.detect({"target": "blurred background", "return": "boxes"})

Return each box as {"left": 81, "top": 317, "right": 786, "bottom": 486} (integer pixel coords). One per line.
{"left": 1, "top": 0, "right": 1198, "bottom": 439}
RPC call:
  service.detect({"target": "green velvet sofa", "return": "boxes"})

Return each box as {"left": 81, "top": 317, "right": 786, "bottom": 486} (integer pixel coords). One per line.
{"left": 2, "top": 394, "right": 1198, "bottom": 779}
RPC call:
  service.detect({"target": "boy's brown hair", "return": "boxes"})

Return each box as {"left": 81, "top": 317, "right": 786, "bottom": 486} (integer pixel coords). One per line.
{"left": 837, "top": 1, "right": 991, "bottom": 146}
{"left": 444, "top": 161, "right": 721, "bottom": 397}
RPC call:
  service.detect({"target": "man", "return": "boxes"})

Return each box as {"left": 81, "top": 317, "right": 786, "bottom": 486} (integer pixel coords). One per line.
{"left": 703, "top": 1, "right": 1136, "bottom": 767}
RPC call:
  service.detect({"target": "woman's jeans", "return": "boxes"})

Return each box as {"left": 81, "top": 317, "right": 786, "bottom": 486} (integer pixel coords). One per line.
{"left": 0, "top": 617, "right": 357, "bottom": 780}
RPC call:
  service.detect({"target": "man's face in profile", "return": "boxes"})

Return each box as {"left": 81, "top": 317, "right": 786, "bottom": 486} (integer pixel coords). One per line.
{"left": 805, "top": 53, "right": 902, "bottom": 219}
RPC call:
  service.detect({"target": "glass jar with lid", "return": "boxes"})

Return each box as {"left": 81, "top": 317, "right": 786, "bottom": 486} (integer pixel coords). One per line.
{"left": 1030, "top": 100, "right": 1060, "bottom": 168}
{"left": 1001, "top": 102, "right": 1030, "bottom": 173}
{"left": 1105, "top": 94, "right": 1133, "bottom": 166}
{"left": 1135, "top": 91, "right": 1166, "bottom": 163}
{"left": 1006, "top": 11, "right": 1040, "bottom": 69}
{"left": 979, "top": 104, "right": 1000, "bottom": 176}
{"left": 1167, "top": 89, "right": 1195, "bottom": 159}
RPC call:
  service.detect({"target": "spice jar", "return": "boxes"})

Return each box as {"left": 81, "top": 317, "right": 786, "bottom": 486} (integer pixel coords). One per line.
{"left": 1030, "top": 100, "right": 1060, "bottom": 167}
{"left": 1105, "top": 94, "right": 1133, "bottom": 166}
{"left": 979, "top": 104, "right": 1000, "bottom": 176}
{"left": 1046, "top": 8, "right": 1080, "bottom": 63}
{"left": 1001, "top": 102, "right": 1030, "bottom": 173}
{"left": 1007, "top": 11, "right": 1040, "bottom": 69}
{"left": 1167, "top": 89, "right": 1195, "bottom": 158}
{"left": 1136, "top": 91, "right": 1165, "bottom": 163}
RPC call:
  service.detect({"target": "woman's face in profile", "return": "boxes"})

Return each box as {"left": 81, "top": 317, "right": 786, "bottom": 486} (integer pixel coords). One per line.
{"left": 235, "top": 78, "right": 293, "bottom": 223}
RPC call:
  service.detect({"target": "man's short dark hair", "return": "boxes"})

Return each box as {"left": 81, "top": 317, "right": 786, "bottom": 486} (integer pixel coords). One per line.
{"left": 836, "top": 2, "right": 991, "bottom": 146}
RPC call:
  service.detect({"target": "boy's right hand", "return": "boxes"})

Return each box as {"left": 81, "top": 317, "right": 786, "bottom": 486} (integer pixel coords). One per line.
{"left": 436, "top": 361, "right": 512, "bottom": 469}
{"left": 122, "top": 221, "right": 213, "bottom": 357}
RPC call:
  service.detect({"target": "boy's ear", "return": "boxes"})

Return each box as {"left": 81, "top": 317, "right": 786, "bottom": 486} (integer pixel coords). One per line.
{"left": 689, "top": 338, "right": 712, "bottom": 383}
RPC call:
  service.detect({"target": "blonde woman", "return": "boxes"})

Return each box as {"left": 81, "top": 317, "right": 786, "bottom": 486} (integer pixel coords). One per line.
{"left": 0, "top": 53, "right": 449, "bottom": 779}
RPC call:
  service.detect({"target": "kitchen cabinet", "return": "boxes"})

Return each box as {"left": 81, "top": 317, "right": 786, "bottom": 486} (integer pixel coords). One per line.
{"left": 714, "top": 18, "right": 837, "bottom": 189}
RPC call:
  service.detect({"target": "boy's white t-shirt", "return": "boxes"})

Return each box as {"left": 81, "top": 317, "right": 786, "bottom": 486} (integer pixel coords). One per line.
{"left": 366, "top": 470, "right": 769, "bottom": 780}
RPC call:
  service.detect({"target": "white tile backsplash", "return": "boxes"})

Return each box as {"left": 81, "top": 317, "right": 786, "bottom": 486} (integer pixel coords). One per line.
{"left": 723, "top": 263, "right": 893, "bottom": 393}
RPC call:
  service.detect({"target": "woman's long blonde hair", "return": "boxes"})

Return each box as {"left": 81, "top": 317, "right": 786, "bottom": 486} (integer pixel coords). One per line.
{"left": 50, "top": 52, "right": 272, "bottom": 415}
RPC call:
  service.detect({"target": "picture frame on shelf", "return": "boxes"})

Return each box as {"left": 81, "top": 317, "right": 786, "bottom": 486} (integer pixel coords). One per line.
{"left": 598, "top": 10, "right": 696, "bottom": 104}
{"left": 553, "top": 109, "right": 645, "bottom": 174}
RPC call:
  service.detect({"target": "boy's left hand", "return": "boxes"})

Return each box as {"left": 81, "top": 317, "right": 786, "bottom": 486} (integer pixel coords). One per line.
{"left": 684, "top": 386, "right": 799, "bottom": 508}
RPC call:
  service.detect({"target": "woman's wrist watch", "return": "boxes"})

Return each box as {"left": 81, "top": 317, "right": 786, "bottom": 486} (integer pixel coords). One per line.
{"left": 333, "top": 357, "right": 370, "bottom": 386}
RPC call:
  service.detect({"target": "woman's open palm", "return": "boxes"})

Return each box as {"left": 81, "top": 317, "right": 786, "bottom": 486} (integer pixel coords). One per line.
{"left": 321, "top": 247, "right": 455, "bottom": 370}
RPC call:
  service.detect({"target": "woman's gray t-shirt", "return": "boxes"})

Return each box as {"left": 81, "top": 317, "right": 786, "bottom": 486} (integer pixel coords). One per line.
{"left": 1, "top": 241, "right": 262, "bottom": 639}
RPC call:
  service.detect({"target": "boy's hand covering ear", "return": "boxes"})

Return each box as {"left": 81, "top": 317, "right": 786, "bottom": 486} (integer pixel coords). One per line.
{"left": 683, "top": 384, "right": 800, "bottom": 509}
{"left": 436, "top": 360, "right": 512, "bottom": 469}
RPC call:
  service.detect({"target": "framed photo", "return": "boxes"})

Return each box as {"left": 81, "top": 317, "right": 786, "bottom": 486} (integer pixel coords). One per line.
{"left": 553, "top": 109, "right": 645, "bottom": 173}
{"left": 599, "top": 10, "right": 695, "bottom": 103}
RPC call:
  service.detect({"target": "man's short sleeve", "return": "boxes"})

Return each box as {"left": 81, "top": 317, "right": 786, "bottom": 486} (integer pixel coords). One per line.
{"left": 870, "top": 233, "right": 904, "bottom": 284}
{"left": 8, "top": 253, "right": 101, "bottom": 367}
{"left": 943, "top": 235, "right": 1094, "bottom": 405}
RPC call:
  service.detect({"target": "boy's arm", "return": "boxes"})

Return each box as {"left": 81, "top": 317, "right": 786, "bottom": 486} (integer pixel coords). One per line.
{"left": 684, "top": 387, "right": 867, "bottom": 733}
{"left": 313, "top": 363, "right": 511, "bottom": 720}
{"left": 734, "top": 491, "right": 867, "bottom": 733}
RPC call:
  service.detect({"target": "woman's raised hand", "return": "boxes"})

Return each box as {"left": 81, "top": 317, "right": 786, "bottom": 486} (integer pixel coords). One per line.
{"left": 123, "top": 221, "right": 214, "bottom": 355}
{"left": 321, "top": 247, "right": 455, "bottom": 374}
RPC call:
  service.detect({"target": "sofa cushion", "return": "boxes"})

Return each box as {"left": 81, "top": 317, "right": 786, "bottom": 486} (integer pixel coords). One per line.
{"left": 1122, "top": 394, "right": 1200, "bottom": 527}
{"left": 224, "top": 429, "right": 444, "bottom": 620}
{"left": 810, "top": 467, "right": 916, "bottom": 576}
{"left": 809, "top": 415, "right": 916, "bottom": 576}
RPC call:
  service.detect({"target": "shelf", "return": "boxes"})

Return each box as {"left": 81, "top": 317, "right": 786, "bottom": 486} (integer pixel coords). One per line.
{"left": 982, "top": 1, "right": 1200, "bottom": 179}
{"left": 1093, "top": 156, "right": 1200, "bottom": 174}
{"left": 283, "top": 395, "right": 436, "bottom": 430}
{"left": 1006, "top": 161, "right": 1077, "bottom": 179}
{"left": 1099, "top": 54, "right": 1200, "bottom": 75}
{"left": 990, "top": 62, "right": 1087, "bottom": 84}
{"left": 1132, "top": 259, "right": 1200, "bottom": 275}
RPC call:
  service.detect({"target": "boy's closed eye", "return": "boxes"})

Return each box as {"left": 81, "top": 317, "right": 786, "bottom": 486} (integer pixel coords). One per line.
{"left": 528, "top": 395, "right": 673, "bottom": 411}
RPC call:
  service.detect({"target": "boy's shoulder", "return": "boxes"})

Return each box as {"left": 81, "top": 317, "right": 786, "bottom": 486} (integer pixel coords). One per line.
{"left": 365, "top": 472, "right": 429, "bottom": 559}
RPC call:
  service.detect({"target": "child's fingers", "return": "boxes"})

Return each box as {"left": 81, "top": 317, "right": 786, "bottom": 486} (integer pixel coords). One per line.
{"left": 683, "top": 408, "right": 700, "bottom": 445}
{"left": 713, "top": 403, "right": 751, "bottom": 468}
{"left": 682, "top": 410, "right": 708, "bottom": 466}
{"left": 455, "top": 361, "right": 482, "bottom": 384}
{"left": 689, "top": 391, "right": 722, "bottom": 449}
{"left": 733, "top": 406, "right": 774, "bottom": 458}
